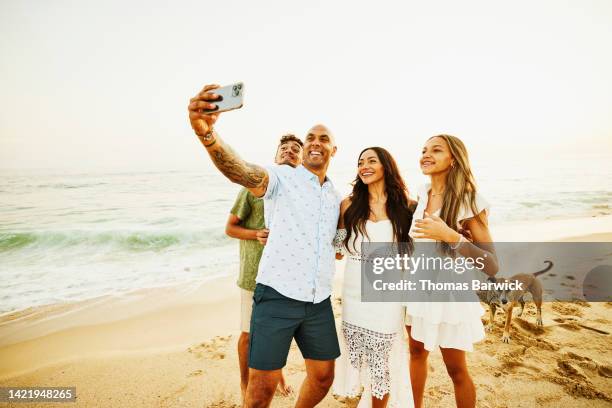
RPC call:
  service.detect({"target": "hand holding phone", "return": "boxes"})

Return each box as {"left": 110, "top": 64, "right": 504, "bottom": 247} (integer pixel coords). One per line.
{"left": 188, "top": 82, "right": 244, "bottom": 136}
{"left": 202, "top": 82, "right": 244, "bottom": 114}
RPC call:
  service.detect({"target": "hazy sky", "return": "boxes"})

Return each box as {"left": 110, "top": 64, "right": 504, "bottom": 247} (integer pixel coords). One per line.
{"left": 1, "top": 0, "right": 611, "bottom": 171}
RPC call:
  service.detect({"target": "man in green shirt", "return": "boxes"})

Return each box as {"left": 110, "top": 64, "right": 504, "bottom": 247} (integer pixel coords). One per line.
{"left": 225, "top": 134, "right": 303, "bottom": 399}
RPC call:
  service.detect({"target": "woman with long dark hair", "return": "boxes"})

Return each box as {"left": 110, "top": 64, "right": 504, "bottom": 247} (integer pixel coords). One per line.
{"left": 405, "top": 135, "right": 498, "bottom": 408}
{"left": 333, "top": 147, "right": 414, "bottom": 407}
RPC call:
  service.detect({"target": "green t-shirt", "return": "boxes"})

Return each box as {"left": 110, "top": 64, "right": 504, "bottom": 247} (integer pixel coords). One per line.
{"left": 230, "top": 188, "right": 265, "bottom": 291}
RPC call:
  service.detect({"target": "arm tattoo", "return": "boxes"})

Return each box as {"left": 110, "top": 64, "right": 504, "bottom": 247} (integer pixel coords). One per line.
{"left": 207, "top": 137, "right": 268, "bottom": 189}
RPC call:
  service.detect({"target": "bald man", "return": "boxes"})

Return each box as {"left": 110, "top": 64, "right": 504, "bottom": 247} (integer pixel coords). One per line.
{"left": 188, "top": 84, "right": 341, "bottom": 408}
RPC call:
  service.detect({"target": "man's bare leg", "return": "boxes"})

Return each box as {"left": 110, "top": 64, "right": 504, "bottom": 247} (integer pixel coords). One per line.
{"left": 294, "top": 359, "right": 335, "bottom": 408}
{"left": 239, "top": 332, "right": 292, "bottom": 399}
{"left": 238, "top": 332, "right": 250, "bottom": 400}
{"left": 244, "top": 368, "right": 282, "bottom": 408}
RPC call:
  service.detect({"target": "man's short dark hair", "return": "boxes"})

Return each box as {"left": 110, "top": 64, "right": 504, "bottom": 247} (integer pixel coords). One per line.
{"left": 278, "top": 134, "right": 303, "bottom": 148}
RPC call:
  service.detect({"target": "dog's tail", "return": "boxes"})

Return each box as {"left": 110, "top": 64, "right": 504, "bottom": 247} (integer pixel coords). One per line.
{"left": 533, "top": 260, "right": 553, "bottom": 277}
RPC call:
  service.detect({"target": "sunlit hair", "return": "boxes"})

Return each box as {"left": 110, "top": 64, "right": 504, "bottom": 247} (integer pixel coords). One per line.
{"left": 428, "top": 134, "right": 484, "bottom": 253}
{"left": 343, "top": 147, "right": 413, "bottom": 255}
{"left": 278, "top": 134, "right": 303, "bottom": 148}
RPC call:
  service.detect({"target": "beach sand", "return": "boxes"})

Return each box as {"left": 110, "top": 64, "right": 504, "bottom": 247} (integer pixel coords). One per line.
{"left": 1, "top": 216, "right": 611, "bottom": 407}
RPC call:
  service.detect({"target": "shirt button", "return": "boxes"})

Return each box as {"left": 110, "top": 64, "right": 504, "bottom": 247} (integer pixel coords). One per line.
{"left": 312, "top": 289, "right": 315, "bottom": 295}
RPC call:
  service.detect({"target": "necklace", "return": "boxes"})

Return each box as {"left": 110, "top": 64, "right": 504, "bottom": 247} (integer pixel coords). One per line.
{"left": 430, "top": 190, "right": 444, "bottom": 196}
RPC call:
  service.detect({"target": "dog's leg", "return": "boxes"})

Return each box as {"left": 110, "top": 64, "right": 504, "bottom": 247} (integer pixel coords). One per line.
{"left": 486, "top": 304, "right": 496, "bottom": 332}
{"left": 531, "top": 279, "right": 544, "bottom": 327}
{"left": 536, "top": 306, "right": 543, "bottom": 327}
{"left": 517, "top": 298, "right": 525, "bottom": 317}
{"left": 502, "top": 305, "right": 514, "bottom": 343}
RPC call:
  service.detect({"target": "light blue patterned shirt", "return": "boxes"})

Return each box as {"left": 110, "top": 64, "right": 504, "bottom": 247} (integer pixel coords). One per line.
{"left": 257, "top": 164, "right": 341, "bottom": 303}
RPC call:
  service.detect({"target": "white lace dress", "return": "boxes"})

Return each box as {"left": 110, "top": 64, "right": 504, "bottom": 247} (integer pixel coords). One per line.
{"left": 405, "top": 184, "right": 488, "bottom": 351}
{"left": 333, "top": 220, "right": 413, "bottom": 407}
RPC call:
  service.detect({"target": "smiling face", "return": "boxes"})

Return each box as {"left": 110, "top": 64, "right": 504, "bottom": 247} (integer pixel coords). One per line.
{"left": 420, "top": 136, "right": 455, "bottom": 176}
{"left": 303, "top": 124, "right": 336, "bottom": 170}
{"left": 357, "top": 149, "right": 384, "bottom": 185}
{"left": 275, "top": 140, "right": 303, "bottom": 167}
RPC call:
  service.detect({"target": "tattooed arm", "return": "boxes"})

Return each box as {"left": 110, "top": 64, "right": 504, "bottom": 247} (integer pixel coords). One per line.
{"left": 188, "top": 84, "right": 269, "bottom": 197}
{"left": 197, "top": 130, "right": 269, "bottom": 197}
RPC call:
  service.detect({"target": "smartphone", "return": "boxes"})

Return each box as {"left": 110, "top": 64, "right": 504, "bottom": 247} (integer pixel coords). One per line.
{"left": 203, "top": 82, "right": 244, "bottom": 114}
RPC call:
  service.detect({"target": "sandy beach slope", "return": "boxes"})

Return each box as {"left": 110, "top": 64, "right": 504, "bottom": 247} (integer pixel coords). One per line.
{"left": 1, "top": 217, "right": 611, "bottom": 407}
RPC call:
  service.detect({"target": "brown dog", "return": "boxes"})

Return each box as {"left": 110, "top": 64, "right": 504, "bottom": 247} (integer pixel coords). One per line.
{"left": 478, "top": 260, "right": 553, "bottom": 343}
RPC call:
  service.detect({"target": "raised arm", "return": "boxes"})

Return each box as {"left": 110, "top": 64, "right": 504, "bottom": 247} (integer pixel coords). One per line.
{"left": 188, "top": 84, "right": 269, "bottom": 198}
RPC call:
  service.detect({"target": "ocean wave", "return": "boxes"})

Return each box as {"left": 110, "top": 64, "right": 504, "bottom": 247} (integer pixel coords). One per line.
{"left": 0, "top": 228, "right": 232, "bottom": 253}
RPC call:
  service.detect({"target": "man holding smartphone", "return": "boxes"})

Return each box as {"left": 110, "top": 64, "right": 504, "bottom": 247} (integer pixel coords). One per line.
{"left": 225, "top": 134, "right": 304, "bottom": 400}
{"left": 188, "top": 84, "right": 341, "bottom": 408}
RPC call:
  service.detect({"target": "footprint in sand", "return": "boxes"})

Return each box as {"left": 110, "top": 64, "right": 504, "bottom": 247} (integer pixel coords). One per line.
{"left": 187, "top": 369, "right": 203, "bottom": 377}
{"left": 426, "top": 385, "right": 451, "bottom": 401}
{"left": 516, "top": 334, "right": 559, "bottom": 351}
{"left": 514, "top": 317, "right": 546, "bottom": 335}
{"left": 598, "top": 365, "right": 612, "bottom": 378}
{"left": 545, "top": 361, "right": 612, "bottom": 402}
{"left": 159, "top": 385, "right": 188, "bottom": 408}
{"left": 333, "top": 394, "right": 361, "bottom": 407}
{"left": 557, "top": 360, "right": 588, "bottom": 381}
{"left": 553, "top": 317, "right": 610, "bottom": 335}
{"left": 553, "top": 317, "right": 583, "bottom": 331}
{"left": 485, "top": 315, "right": 549, "bottom": 346}
{"left": 551, "top": 302, "right": 584, "bottom": 317}
{"left": 208, "top": 402, "right": 240, "bottom": 408}
{"left": 497, "top": 346, "right": 543, "bottom": 374}
{"left": 187, "top": 335, "right": 232, "bottom": 360}
{"left": 498, "top": 349, "right": 526, "bottom": 370}
{"left": 565, "top": 352, "right": 612, "bottom": 378}
{"left": 565, "top": 351, "right": 593, "bottom": 362}
{"left": 554, "top": 317, "right": 582, "bottom": 332}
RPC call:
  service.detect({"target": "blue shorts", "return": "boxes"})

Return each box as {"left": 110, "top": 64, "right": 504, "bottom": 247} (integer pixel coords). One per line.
{"left": 248, "top": 284, "right": 341, "bottom": 370}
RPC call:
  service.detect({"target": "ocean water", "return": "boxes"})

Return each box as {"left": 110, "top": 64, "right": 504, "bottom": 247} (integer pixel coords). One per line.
{"left": 1, "top": 156, "right": 611, "bottom": 314}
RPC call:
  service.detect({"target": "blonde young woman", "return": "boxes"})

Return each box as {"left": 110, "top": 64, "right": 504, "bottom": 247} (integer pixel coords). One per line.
{"left": 405, "top": 135, "right": 498, "bottom": 408}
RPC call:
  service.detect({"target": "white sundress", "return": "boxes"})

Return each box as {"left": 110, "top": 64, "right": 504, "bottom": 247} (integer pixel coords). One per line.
{"left": 333, "top": 220, "right": 413, "bottom": 407}
{"left": 405, "top": 183, "right": 488, "bottom": 352}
